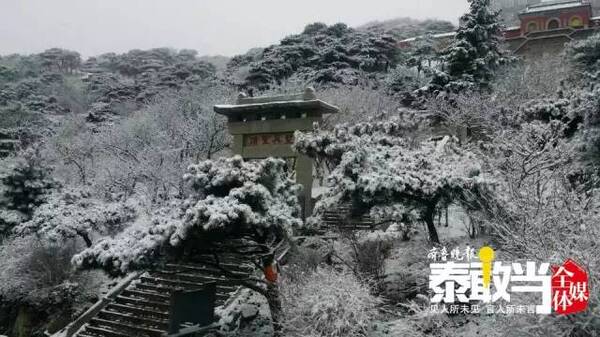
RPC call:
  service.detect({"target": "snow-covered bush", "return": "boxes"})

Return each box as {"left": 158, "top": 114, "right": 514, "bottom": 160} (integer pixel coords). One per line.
{"left": 566, "top": 31, "right": 600, "bottom": 83}
{"left": 427, "top": 92, "right": 503, "bottom": 141}
{"left": 0, "top": 235, "right": 81, "bottom": 306}
{"left": 0, "top": 234, "right": 106, "bottom": 337}
{"left": 286, "top": 237, "right": 332, "bottom": 277}
{"left": 14, "top": 188, "right": 137, "bottom": 247}
{"left": 353, "top": 231, "right": 400, "bottom": 283}
{"left": 492, "top": 58, "right": 569, "bottom": 110}
{"left": 519, "top": 97, "right": 571, "bottom": 124}
{"left": 280, "top": 267, "right": 381, "bottom": 337}
{"left": 385, "top": 65, "right": 430, "bottom": 93}
{"left": 317, "top": 85, "right": 407, "bottom": 126}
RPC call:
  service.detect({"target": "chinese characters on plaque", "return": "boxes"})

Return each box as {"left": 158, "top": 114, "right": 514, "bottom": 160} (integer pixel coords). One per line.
{"left": 244, "top": 133, "right": 295, "bottom": 147}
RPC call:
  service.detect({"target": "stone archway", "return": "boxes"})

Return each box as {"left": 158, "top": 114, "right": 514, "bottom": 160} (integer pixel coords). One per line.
{"left": 570, "top": 16, "right": 584, "bottom": 28}
{"left": 547, "top": 18, "right": 560, "bottom": 30}
{"left": 527, "top": 21, "right": 539, "bottom": 33}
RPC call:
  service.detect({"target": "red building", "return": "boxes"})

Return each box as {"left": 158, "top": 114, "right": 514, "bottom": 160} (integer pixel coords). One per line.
{"left": 504, "top": 0, "right": 600, "bottom": 56}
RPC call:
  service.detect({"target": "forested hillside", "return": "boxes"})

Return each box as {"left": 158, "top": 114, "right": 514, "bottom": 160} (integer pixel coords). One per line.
{"left": 225, "top": 19, "right": 454, "bottom": 89}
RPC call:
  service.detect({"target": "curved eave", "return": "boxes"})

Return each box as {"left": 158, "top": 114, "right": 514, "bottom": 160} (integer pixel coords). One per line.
{"left": 214, "top": 99, "right": 340, "bottom": 117}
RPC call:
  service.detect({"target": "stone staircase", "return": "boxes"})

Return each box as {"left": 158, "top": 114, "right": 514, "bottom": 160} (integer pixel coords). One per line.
{"left": 71, "top": 260, "right": 254, "bottom": 337}
{"left": 320, "top": 204, "right": 379, "bottom": 231}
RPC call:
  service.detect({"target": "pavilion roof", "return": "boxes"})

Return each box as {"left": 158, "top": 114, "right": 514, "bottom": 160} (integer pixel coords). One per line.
{"left": 214, "top": 87, "right": 340, "bottom": 117}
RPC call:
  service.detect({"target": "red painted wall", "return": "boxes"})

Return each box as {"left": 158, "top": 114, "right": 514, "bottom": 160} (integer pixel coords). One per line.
{"left": 504, "top": 28, "right": 522, "bottom": 39}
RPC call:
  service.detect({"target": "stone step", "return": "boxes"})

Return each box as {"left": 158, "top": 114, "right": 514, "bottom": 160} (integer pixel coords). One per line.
{"left": 321, "top": 220, "right": 375, "bottom": 225}
{"left": 83, "top": 325, "right": 129, "bottom": 337}
{"left": 321, "top": 222, "right": 375, "bottom": 227}
{"left": 121, "top": 289, "right": 170, "bottom": 303}
{"left": 152, "top": 270, "right": 228, "bottom": 283}
{"left": 134, "top": 283, "right": 230, "bottom": 304}
{"left": 163, "top": 263, "right": 252, "bottom": 276}
{"left": 89, "top": 317, "right": 165, "bottom": 337}
{"left": 322, "top": 214, "right": 373, "bottom": 220}
{"left": 135, "top": 282, "right": 181, "bottom": 295}
{"left": 151, "top": 272, "right": 239, "bottom": 291}
{"left": 98, "top": 310, "right": 168, "bottom": 331}
{"left": 140, "top": 275, "right": 212, "bottom": 289}
{"left": 114, "top": 295, "right": 170, "bottom": 311}
{"left": 105, "top": 303, "right": 169, "bottom": 320}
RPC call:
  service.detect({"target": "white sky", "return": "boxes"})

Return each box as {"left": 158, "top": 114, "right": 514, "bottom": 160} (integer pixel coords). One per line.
{"left": 0, "top": 0, "right": 468, "bottom": 58}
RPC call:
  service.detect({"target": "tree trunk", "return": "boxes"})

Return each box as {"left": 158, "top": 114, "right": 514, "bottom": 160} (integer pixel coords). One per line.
{"left": 14, "top": 305, "right": 32, "bottom": 337}
{"left": 78, "top": 232, "right": 92, "bottom": 247}
{"left": 424, "top": 203, "right": 440, "bottom": 244}
{"left": 265, "top": 283, "right": 283, "bottom": 337}
{"left": 445, "top": 205, "right": 449, "bottom": 228}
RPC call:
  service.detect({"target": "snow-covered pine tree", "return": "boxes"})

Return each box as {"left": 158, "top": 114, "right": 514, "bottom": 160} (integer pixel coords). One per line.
{"left": 1, "top": 148, "right": 56, "bottom": 217}
{"left": 567, "top": 31, "right": 600, "bottom": 82}
{"left": 441, "top": 0, "right": 506, "bottom": 91}
{"left": 565, "top": 32, "right": 600, "bottom": 158}
{"left": 294, "top": 119, "right": 488, "bottom": 243}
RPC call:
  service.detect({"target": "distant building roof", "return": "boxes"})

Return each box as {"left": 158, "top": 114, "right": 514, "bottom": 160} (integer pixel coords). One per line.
{"left": 521, "top": 0, "right": 588, "bottom": 14}
{"left": 399, "top": 31, "right": 456, "bottom": 43}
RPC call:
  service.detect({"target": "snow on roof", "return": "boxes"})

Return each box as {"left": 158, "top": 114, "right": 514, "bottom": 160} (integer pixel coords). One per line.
{"left": 505, "top": 26, "right": 521, "bottom": 31}
{"left": 214, "top": 99, "right": 340, "bottom": 117}
{"left": 433, "top": 32, "right": 457, "bottom": 38}
{"left": 399, "top": 31, "right": 456, "bottom": 43}
{"left": 214, "top": 87, "right": 340, "bottom": 116}
{"left": 521, "top": 0, "right": 588, "bottom": 14}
